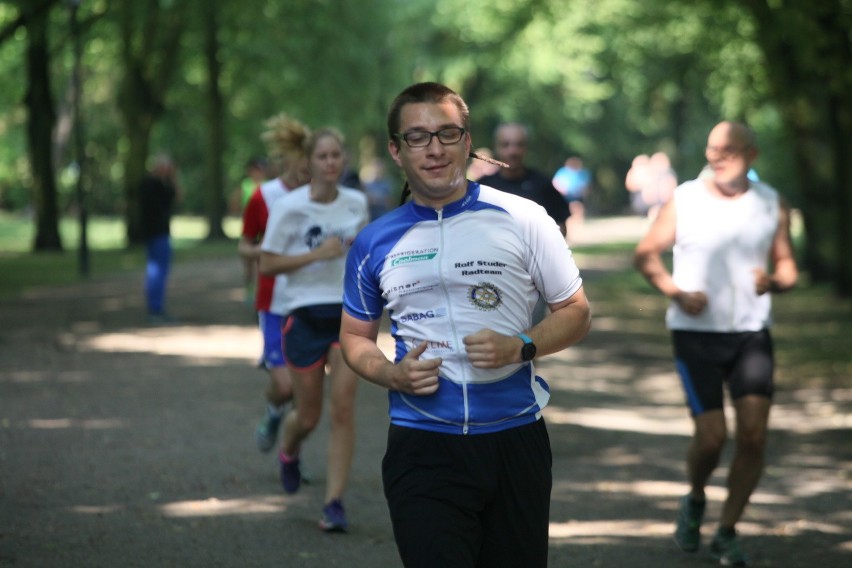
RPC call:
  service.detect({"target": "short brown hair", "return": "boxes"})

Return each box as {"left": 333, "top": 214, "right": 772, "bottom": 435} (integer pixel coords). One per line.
{"left": 386, "top": 82, "right": 470, "bottom": 148}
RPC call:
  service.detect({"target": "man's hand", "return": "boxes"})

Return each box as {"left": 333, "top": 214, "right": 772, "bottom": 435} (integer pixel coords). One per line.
{"left": 753, "top": 268, "right": 774, "bottom": 295}
{"left": 389, "top": 341, "right": 442, "bottom": 395}
{"left": 463, "top": 329, "right": 519, "bottom": 369}
{"left": 673, "top": 290, "right": 708, "bottom": 316}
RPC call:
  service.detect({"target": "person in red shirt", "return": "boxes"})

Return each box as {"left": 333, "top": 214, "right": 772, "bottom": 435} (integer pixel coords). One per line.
{"left": 238, "top": 113, "right": 311, "bottom": 453}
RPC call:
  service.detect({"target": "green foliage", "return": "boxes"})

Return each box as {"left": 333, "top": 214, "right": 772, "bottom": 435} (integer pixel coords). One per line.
{"left": 0, "top": 5, "right": 32, "bottom": 210}
{"left": 0, "top": 0, "right": 815, "bottom": 215}
{"left": 0, "top": 0, "right": 848, "bottom": 290}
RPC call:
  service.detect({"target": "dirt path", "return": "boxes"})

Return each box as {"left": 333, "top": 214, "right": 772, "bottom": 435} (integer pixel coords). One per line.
{"left": 1, "top": 217, "right": 850, "bottom": 567}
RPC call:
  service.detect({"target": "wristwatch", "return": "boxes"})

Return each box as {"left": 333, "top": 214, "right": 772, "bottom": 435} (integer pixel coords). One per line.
{"left": 517, "top": 333, "right": 537, "bottom": 362}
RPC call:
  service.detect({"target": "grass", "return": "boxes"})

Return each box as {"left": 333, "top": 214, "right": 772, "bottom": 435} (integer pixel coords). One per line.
{"left": 0, "top": 212, "right": 242, "bottom": 299}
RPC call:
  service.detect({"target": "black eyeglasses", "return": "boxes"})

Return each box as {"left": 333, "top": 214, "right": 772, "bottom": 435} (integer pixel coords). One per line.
{"left": 395, "top": 127, "right": 466, "bottom": 148}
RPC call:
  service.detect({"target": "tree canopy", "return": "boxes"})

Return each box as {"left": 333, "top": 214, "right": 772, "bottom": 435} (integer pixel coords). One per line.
{"left": 0, "top": 0, "right": 849, "bottom": 293}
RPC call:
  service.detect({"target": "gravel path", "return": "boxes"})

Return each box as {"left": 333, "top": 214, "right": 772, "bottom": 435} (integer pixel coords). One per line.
{"left": 1, "top": 216, "right": 849, "bottom": 567}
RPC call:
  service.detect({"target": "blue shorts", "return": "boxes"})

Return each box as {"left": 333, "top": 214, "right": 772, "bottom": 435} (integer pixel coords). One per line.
{"left": 283, "top": 304, "right": 343, "bottom": 371}
{"left": 258, "top": 311, "right": 286, "bottom": 369}
{"left": 673, "top": 329, "right": 774, "bottom": 416}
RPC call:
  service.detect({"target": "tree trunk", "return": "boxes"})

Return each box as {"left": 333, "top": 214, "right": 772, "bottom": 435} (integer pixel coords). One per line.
{"left": 203, "top": 1, "right": 226, "bottom": 240}
{"left": 830, "top": 94, "right": 852, "bottom": 296}
{"left": 25, "top": 5, "right": 62, "bottom": 251}
{"left": 117, "top": 1, "right": 188, "bottom": 246}
{"left": 122, "top": 116, "right": 154, "bottom": 245}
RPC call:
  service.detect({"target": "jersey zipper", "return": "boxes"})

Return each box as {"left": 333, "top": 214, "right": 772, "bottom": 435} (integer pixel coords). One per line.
{"left": 436, "top": 208, "right": 470, "bottom": 434}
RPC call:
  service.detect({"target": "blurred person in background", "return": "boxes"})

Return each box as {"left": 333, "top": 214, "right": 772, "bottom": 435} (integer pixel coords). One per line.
{"left": 634, "top": 121, "right": 798, "bottom": 566}
{"left": 238, "top": 114, "right": 311, "bottom": 458}
{"left": 140, "top": 153, "right": 181, "bottom": 324}
{"left": 478, "top": 122, "right": 570, "bottom": 238}
{"left": 260, "top": 127, "right": 369, "bottom": 532}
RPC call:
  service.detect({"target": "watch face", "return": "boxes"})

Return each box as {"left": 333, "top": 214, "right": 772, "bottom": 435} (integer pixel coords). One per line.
{"left": 521, "top": 342, "right": 537, "bottom": 361}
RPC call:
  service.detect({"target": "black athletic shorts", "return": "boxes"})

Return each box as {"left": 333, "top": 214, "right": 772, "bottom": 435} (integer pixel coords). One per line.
{"left": 382, "top": 419, "right": 552, "bottom": 568}
{"left": 282, "top": 304, "right": 342, "bottom": 370}
{"left": 672, "top": 329, "right": 774, "bottom": 416}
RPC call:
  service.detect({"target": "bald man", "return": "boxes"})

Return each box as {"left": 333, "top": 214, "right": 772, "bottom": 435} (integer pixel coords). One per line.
{"left": 478, "top": 122, "right": 569, "bottom": 237}
{"left": 634, "top": 121, "right": 798, "bottom": 566}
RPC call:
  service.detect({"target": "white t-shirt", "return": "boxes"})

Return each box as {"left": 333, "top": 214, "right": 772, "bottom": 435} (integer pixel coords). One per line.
{"left": 261, "top": 185, "right": 369, "bottom": 315}
{"left": 667, "top": 178, "right": 780, "bottom": 332}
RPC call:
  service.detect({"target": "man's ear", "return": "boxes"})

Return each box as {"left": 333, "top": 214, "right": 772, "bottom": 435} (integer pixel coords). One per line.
{"left": 746, "top": 145, "right": 759, "bottom": 163}
{"left": 388, "top": 140, "right": 403, "bottom": 168}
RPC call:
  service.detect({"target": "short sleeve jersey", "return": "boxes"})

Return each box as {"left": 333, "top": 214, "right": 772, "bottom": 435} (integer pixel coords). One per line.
{"left": 343, "top": 182, "right": 583, "bottom": 435}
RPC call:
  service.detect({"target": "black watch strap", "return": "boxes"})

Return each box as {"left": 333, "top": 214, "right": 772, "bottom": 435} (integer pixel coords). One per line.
{"left": 517, "top": 333, "right": 537, "bottom": 362}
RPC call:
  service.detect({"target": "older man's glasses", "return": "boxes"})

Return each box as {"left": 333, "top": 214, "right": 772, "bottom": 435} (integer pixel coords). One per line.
{"left": 395, "top": 127, "right": 466, "bottom": 148}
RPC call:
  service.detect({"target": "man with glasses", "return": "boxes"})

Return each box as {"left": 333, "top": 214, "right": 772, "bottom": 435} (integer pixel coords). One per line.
{"left": 634, "top": 121, "right": 799, "bottom": 566}
{"left": 478, "top": 122, "right": 570, "bottom": 237}
{"left": 339, "top": 82, "right": 591, "bottom": 567}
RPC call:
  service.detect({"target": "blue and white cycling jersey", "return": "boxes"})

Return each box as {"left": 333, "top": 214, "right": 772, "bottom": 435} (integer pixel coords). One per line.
{"left": 343, "top": 182, "right": 583, "bottom": 435}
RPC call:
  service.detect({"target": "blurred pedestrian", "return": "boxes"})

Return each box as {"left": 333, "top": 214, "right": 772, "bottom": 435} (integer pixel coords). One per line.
{"left": 233, "top": 157, "right": 270, "bottom": 306}
{"left": 552, "top": 155, "right": 591, "bottom": 227}
{"left": 478, "top": 122, "right": 570, "bottom": 237}
{"left": 625, "top": 151, "right": 677, "bottom": 220}
{"left": 238, "top": 114, "right": 311, "bottom": 457}
{"left": 634, "top": 121, "right": 798, "bottom": 566}
{"left": 260, "top": 127, "right": 369, "bottom": 532}
{"left": 140, "top": 153, "right": 181, "bottom": 324}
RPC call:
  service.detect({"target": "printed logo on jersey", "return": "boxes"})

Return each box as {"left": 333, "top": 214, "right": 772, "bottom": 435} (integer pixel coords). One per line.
{"left": 468, "top": 282, "right": 503, "bottom": 311}
{"left": 422, "top": 339, "right": 454, "bottom": 353}
{"left": 389, "top": 247, "right": 439, "bottom": 266}
{"left": 304, "top": 225, "right": 325, "bottom": 249}
{"left": 399, "top": 307, "right": 447, "bottom": 323}
{"left": 304, "top": 225, "right": 350, "bottom": 249}
{"left": 455, "top": 259, "right": 507, "bottom": 276}
{"left": 386, "top": 279, "right": 439, "bottom": 298}
{"left": 387, "top": 280, "right": 421, "bottom": 294}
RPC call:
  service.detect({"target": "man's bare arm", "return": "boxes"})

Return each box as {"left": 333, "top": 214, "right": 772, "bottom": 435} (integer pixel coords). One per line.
{"left": 755, "top": 200, "right": 799, "bottom": 294}
{"left": 339, "top": 312, "right": 441, "bottom": 396}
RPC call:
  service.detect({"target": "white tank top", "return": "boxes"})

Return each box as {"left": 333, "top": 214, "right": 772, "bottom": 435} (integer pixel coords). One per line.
{"left": 667, "top": 179, "right": 779, "bottom": 332}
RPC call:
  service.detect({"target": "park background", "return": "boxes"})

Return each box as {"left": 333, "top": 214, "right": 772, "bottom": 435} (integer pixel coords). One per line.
{"left": 0, "top": 0, "right": 850, "bottom": 298}
{"left": 1, "top": 2, "right": 851, "bottom": 566}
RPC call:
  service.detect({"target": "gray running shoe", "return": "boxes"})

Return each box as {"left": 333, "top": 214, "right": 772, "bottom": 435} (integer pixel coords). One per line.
{"left": 674, "top": 494, "right": 706, "bottom": 552}
{"left": 710, "top": 528, "right": 749, "bottom": 566}
{"left": 254, "top": 410, "right": 283, "bottom": 453}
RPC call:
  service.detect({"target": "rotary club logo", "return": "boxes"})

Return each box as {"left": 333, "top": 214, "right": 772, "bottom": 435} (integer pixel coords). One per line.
{"left": 468, "top": 282, "right": 503, "bottom": 311}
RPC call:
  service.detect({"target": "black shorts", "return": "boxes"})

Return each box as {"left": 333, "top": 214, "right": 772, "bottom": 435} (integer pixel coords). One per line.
{"left": 382, "top": 420, "right": 552, "bottom": 568}
{"left": 672, "top": 329, "right": 774, "bottom": 416}
{"left": 282, "top": 304, "right": 343, "bottom": 371}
